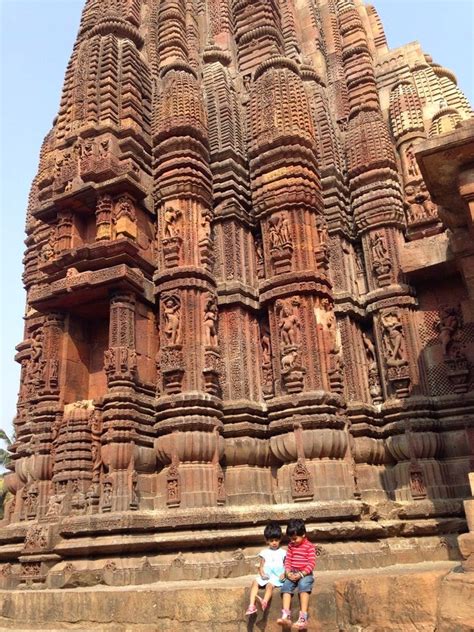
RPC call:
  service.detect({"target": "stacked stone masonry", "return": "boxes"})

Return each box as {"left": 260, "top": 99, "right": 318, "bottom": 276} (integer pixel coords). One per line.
{"left": 2, "top": 0, "right": 474, "bottom": 590}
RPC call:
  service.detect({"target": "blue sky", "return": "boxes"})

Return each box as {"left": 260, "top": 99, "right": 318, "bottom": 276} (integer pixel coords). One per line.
{"left": 1, "top": 0, "right": 473, "bottom": 442}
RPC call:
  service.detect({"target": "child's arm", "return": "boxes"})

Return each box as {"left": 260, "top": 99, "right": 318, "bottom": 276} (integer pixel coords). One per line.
{"left": 258, "top": 555, "right": 268, "bottom": 578}
{"left": 279, "top": 550, "right": 287, "bottom": 580}
{"left": 284, "top": 547, "right": 300, "bottom": 581}
{"left": 301, "top": 543, "right": 316, "bottom": 576}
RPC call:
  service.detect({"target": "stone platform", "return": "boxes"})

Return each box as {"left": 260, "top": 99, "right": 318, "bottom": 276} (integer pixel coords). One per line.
{"left": 1, "top": 562, "right": 473, "bottom": 631}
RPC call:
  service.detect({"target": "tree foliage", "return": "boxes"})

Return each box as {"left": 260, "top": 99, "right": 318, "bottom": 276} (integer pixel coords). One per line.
{"left": 0, "top": 429, "right": 12, "bottom": 520}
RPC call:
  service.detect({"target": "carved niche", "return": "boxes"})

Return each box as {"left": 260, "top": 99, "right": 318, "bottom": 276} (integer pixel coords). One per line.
{"left": 105, "top": 293, "right": 137, "bottom": 385}
{"left": 113, "top": 195, "right": 137, "bottom": 240}
{"left": 203, "top": 293, "right": 221, "bottom": 396}
{"left": 255, "top": 235, "right": 265, "bottom": 279}
{"left": 404, "top": 181, "right": 438, "bottom": 226}
{"left": 162, "top": 292, "right": 182, "bottom": 346}
{"left": 370, "top": 232, "right": 392, "bottom": 287}
{"left": 276, "top": 297, "right": 306, "bottom": 393}
{"left": 166, "top": 463, "right": 181, "bottom": 508}
{"left": 268, "top": 212, "right": 293, "bottom": 274}
{"left": 162, "top": 206, "right": 183, "bottom": 267}
{"left": 260, "top": 321, "right": 274, "bottom": 399}
{"left": 436, "top": 305, "right": 470, "bottom": 393}
{"left": 23, "top": 327, "right": 45, "bottom": 399}
{"left": 362, "top": 330, "right": 382, "bottom": 404}
{"left": 160, "top": 292, "right": 184, "bottom": 394}
{"left": 323, "top": 300, "right": 344, "bottom": 395}
{"left": 290, "top": 423, "right": 314, "bottom": 502}
{"left": 198, "top": 208, "right": 214, "bottom": 268}
{"left": 380, "top": 308, "right": 410, "bottom": 398}
{"left": 291, "top": 459, "right": 314, "bottom": 501}
{"left": 315, "top": 214, "right": 329, "bottom": 271}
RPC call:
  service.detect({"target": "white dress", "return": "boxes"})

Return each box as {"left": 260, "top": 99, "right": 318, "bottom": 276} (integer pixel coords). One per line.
{"left": 255, "top": 547, "right": 286, "bottom": 587}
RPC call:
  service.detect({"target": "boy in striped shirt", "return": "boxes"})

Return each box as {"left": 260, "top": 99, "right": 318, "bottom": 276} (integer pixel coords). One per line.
{"left": 277, "top": 518, "right": 316, "bottom": 630}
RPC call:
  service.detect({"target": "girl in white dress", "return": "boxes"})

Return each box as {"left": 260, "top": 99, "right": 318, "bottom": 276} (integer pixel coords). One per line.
{"left": 245, "top": 522, "right": 286, "bottom": 616}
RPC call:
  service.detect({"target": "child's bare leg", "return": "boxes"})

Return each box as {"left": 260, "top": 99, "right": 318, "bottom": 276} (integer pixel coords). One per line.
{"left": 263, "top": 581, "right": 274, "bottom": 604}
{"left": 248, "top": 579, "right": 260, "bottom": 606}
{"left": 299, "top": 591, "right": 309, "bottom": 613}
{"left": 282, "top": 592, "right": 292, "bottom": 610}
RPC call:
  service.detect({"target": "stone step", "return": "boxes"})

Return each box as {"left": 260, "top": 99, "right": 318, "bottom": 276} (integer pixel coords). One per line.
{"left": 1, "top": 562, "right": 473, "bottom": 631}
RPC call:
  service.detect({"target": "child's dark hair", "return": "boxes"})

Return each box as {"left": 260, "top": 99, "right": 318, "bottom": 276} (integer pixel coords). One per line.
{"left": 264, "top": 521, "right": 282, "bottom": 540}
{"left": 286, "top": 518, "right": 306, "bottom": 537}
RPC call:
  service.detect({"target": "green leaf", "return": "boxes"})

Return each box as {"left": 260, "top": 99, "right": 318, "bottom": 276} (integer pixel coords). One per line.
{"left": 0, "top": 449, "right": 11, "bottom": 466}
{"left": 0, "top": 430, "right": 12, "bottom": 446}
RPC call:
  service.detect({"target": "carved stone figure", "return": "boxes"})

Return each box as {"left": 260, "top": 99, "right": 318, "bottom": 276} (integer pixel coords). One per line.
{"left": 276, "top": 298, "right": 301, "bottom": 347}
{"left": 381, "top": 310, "right": 407, "bottom": 367}
{"left": 410, "top": 468, "right": 427, "bottom": 499}
{"left": 316, "top": 215, "right": 328, "bottom": 247}
{"left": 269, "top": 213, "right": 292, "bottom": 249}
{"left": 116, "top": 196, "right": 135, "bottom": 222}
{"left": 405, "top": 182, "right": 438, "bottom": 224}
{"left": 39, "top": 239, "right": 56, "bottom": 263}
{"left": 102, "top": 477, "right": 113, "bottom": 509}
{"left": 162, "top": 294, "right": 181, "bottom": 346}
{"left": 362, "top": 331, "right": 376, "bottom": 366}
{"left": 204, "top": 294, "right": 218, "bottom": 347}
{"left": 90, "top": 410, "right": 102, "bottom": 484}
{"left": 261, "top": 328, "right": 271, "bottom": 366}
{"left": 437, "top": 306, "right": 462, "bottom": 358}
{"left": 46, "top": 494, "right": 63, "bottom": 518}
{"left": 363, "top": 331, "right": 382, "bottom": 403}
{"left": 22, "top": 483, "right": 39, "bottom": 518}
{"left": 199, "top": 210, "right": 211, "bottom": 243}
{"left": 255, "top": 236, "right": 264, "bottom": 279}
{"left": 370, "top": 232, "right": 392, "bottom": 283}
{"left": 163, "top": 206, "right": 182, "bottom": 239}
{"left": 405, "top": 143, "right": 420, "bottom": 179}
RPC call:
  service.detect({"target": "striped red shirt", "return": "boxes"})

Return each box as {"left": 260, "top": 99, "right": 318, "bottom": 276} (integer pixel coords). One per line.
{"left": 284, "top": 538, "right": 316, "bottom": 575}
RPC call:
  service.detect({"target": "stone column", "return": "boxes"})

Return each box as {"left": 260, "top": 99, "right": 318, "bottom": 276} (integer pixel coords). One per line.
{"left": 389, "top": 80, "right": 441, "bottom": 240}
{"left": 153, "top": 58, "right": 224, "bottom": 509}
{"left": 101, "top": 291, "right": 138, "bottom": 512}
{"left": 248, "top": 54, "right": 354, "bottom": 503}
{"left": 104, "top": 292, "right": 137, "bottom": 387}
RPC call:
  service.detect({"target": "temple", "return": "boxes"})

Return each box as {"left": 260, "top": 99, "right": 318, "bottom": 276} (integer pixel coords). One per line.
{"left": 1, "top": 0, "right": 474, "bottom": 613}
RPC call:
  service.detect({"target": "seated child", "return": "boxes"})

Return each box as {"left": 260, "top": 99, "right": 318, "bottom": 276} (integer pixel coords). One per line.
{"left": 277, "top": 518, "right": 316, "bottom": 630}
{"left": 245, "top": 521, "right": 286, "bottom": 616}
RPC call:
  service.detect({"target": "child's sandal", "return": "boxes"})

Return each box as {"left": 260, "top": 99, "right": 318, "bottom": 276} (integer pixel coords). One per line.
{"left": 245, "top": 605, "right": 257, "bottom": 616}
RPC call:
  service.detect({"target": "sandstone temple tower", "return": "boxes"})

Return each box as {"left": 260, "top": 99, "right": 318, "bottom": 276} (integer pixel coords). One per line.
{"left": 1, "top": 0, "right": 474, "bottom": 591}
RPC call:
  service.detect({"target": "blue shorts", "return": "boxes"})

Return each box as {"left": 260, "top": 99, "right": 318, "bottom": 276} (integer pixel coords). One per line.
{"left": 280, "top": 574, "right": 314, "bottom": 594}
